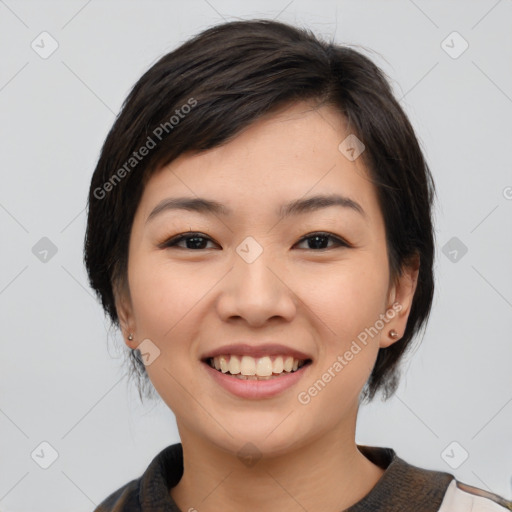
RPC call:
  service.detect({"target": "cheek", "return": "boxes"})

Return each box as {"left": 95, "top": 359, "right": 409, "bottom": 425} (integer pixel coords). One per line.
{"left": 127, "top": 259, "right": 210, "bottom": 413}
{"left": 297, "top": 257, "right": 390, "bottom": 342}
{"left": 293, "top": 256, "right": 389, "bottom": 402}
{"left": 128, "top": 257, "right": 213, "bottom": 341}
{"left": 296, "top": 264, "right": 386, "bottom": 415}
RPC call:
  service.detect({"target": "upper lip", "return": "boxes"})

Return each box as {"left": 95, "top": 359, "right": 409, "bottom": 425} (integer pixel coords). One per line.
{"left": 201, "top": 343, "right": 313, "bottom": 361}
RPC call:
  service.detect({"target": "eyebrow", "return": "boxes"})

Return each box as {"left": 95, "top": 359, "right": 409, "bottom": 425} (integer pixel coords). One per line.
{"left": 146, "top": 194, "right": 366, "bottom": 224}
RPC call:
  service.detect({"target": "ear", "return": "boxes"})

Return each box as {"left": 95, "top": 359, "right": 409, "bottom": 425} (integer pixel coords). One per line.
{"left": 380, "top": 253, "right": 420, "bottom": 348}
{"left": 114, "top": 284, "right": 138, "bottom": 350}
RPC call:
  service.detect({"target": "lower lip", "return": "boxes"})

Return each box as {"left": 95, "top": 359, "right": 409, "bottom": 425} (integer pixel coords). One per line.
{"left": 202, "top": 361, "right": 310, "bottom": 399}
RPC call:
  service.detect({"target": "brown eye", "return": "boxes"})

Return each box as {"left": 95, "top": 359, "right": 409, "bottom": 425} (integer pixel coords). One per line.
{"left": 160, "top": 232, "right": 218, "bottom": 250}
{"left": 295, "top": 232, "right": 350, "bottom": 250}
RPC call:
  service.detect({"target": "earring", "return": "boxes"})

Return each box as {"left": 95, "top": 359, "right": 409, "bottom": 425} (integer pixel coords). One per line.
{"left": 128, "top": 333, "right": 133, "bottom": 341}
{"left": 389, "top": 329, "right": 399, "bottom": 339}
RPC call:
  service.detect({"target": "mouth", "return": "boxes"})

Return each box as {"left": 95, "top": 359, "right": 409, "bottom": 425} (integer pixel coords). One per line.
{"left": 203, "top": 354, "right": 313, "bottom": 381}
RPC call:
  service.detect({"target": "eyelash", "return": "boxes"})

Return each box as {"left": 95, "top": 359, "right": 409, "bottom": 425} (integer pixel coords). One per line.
{"left": 159, "top": 231, "right": 351, "bottom": 251}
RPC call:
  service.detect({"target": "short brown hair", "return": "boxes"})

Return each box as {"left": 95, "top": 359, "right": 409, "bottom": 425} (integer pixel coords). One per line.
{"left": 84, "top": 19, "right": 436, "bottom": 403}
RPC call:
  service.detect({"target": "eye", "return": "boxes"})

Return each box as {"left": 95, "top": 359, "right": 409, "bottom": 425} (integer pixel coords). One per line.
{"left": 294, "top": 232, "right": 350, "bottom": 250}
{"left": 159, "top": 232, "right": 219, "bottom": 250}
{"left": 159, "top": 231, "right": 350, "bottom": 251}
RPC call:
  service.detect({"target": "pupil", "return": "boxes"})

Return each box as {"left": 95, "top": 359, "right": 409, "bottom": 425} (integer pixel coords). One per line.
{"left": 187, "top": 237, "right": 206, "bottom": 249}
{"left": 309, "top": 235, "right": 327, "bottom": 249}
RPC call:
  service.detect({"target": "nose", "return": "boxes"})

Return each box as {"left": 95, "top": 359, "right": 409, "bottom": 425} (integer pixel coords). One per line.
{"left": 215, "top": 249, "right": 297, "bottom": 327}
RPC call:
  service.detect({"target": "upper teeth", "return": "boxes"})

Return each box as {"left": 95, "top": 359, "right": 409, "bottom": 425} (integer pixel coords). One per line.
{"left": 210, "top": 355, "right": 305, "bottom": 377}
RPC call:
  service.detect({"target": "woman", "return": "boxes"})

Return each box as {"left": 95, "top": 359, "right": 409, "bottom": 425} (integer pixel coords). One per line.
{"left": 84, "top": 19, "right": 511, "bottom": 512}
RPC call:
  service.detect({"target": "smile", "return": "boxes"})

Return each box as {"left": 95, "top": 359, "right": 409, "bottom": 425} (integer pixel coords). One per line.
{"left": 207, "top": 354, "right": 310, "bottom": 380}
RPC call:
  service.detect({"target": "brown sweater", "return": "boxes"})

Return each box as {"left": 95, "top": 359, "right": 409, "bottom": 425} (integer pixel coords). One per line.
{"left": 93, "top": 443, "right": 512, "bottom": 511}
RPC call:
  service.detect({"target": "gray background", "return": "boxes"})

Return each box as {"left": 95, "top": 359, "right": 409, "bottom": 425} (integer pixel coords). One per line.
{"left": 1, "top": 0, "right": 511, "bottom": 510}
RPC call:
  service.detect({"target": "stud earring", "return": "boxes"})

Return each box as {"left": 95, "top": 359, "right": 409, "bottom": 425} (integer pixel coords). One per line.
{"left": 128, "top": 333, "right": 133, "bottom": 341}
{"left": 389, "top": 329, "right": 399, "bottom": 339}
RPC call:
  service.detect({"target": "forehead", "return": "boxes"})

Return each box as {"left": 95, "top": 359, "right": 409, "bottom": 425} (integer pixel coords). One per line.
{"left": 138, "top": 102, "right": 381, "bottom": 224}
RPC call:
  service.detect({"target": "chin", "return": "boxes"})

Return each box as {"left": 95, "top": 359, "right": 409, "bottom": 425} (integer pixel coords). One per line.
{"left": 204, "top": 413, "right": 311, "bottom": 459}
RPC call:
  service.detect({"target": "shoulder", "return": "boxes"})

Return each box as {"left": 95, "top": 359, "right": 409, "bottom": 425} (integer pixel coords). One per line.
{"left": 93, "top": 478, "right": 141, "bottom": 512}
{"left": 355, "top": 445, "right": 511, "bottom": 512}
{"left": 438, "top": 479, "right": 512, "bottom": 511}
{"left": 93, "top": 443, "right": 184, "bottom": 512}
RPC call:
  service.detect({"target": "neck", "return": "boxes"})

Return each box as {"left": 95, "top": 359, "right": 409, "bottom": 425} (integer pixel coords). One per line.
{"left": 171, "top": 417, "right": 385, "bottom": 512}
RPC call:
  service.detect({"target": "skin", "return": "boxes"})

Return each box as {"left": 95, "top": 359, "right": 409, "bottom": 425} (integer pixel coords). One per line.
{"left": 116, "top": 101, "right": 419, "bottom": 511}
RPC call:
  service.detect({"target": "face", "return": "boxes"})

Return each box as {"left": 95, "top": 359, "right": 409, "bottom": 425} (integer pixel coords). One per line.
{"left": 117, "top": 101, "right": 418, "bottom": 457}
